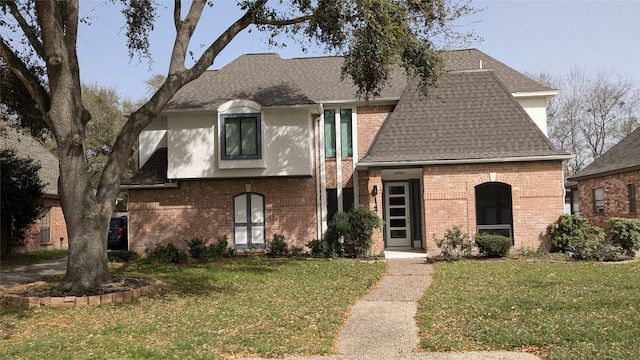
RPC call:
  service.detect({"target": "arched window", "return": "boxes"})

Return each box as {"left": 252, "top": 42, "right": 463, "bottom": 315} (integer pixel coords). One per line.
{"left": 475, "top": 182, "right": 513, "bottom": 239}
{"left": 233, "top": 193, "right": 265, "bottom": 249}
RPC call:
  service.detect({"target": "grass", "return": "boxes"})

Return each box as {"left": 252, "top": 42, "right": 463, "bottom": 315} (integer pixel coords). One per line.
{"left": 0, "top": 250, "right": 68, "bottom": 269}
{"left": 417, "top": 260, "right": 640, "bottom": 359}
{"left": 0, "top": 258, "right": 386, "bottom": 359}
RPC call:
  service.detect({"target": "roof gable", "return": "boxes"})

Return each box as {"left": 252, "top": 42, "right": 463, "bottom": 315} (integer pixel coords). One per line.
{"left": 0, "top": 124, "right": 59, "bottom": 195}
{"left": 360, "top": 70, "right": 568, "bottom": 164}
{"left": 569, "top": 127, "right": 640, "bottom": 180}
{"left": 165, "top": 49, "right": 553, "bottom": 110}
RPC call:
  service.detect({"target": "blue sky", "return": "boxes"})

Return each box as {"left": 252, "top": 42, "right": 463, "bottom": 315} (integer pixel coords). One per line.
{"left": 76, "top": 0, "right": 640, "bottom": 100}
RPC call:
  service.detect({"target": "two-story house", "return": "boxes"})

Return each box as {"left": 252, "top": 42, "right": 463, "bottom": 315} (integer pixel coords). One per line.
{"left": 122, "top": 49, "right": 571, "bottom": 255}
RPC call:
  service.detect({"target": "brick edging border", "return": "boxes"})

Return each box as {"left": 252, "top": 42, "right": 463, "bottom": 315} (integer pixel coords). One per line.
{"left": 1, "top": 279, "right": 163, "bottom": 308}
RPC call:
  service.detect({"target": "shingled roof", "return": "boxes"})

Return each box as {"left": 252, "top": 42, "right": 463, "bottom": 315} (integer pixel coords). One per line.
{"left": 359, "top": 70, "right": 569, "bottom": 165}
{"left": 0, "top": 124, "right": 59, "bottom": 196}
{"left": 165, "top": 49, "right": 553, "bottom": 110}
{"left": 121, "top": 147, "right": 170, "bottom": 187}
{"left": 568, "top": 127, "right": 640, "bottom": 181}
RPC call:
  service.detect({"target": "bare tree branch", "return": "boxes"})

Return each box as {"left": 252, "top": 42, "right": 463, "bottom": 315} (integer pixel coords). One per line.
{"left": 4, "top": 0, "right": 45, "bottom": 59}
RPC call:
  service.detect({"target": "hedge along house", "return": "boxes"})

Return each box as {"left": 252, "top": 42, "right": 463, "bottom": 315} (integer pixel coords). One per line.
{"left": 567, "top": 127, "right": 640, "bottom": 228}
{"left": 122, "top": 49, "right": 571, "bottom": 255}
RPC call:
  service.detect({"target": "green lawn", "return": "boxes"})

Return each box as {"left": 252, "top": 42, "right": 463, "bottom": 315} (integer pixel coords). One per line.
{"left": 0, "top": 250, "right": 68, "bottom": 269}
{"left": 0, "top": 258, "right": 386, "bottom": 359}
{"left": 417, "top": 260, "right": 640, "bottom": 359}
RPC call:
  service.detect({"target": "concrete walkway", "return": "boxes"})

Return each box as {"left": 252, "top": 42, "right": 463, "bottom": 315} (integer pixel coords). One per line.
{"left": 0, "top": 257, "right": 67, "bottom": 286}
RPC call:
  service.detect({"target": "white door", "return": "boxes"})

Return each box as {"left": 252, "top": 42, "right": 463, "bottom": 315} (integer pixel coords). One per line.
{"left": 385, "top": 182, "right": 411, "bottom": 247}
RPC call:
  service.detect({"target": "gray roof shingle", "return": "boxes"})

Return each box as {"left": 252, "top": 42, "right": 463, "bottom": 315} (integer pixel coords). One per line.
{"left": 166, "top": 49, "right": 553, "bottom": 110}
{"left": 0, "top": 124, "right": 59, "bottom": 196}
{"left": 121, "top": 147, "right": 168, "bottom": 186}
{"left": 568, "top": 127, "right": 640, "bottom": 180}
{"left": 360, "top": 70, "right": 569, "bottom": 164}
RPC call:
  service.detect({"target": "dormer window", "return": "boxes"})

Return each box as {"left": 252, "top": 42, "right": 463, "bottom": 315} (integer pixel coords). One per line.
{"left": 220, "top": 113, "right": 262, "bottom": 160}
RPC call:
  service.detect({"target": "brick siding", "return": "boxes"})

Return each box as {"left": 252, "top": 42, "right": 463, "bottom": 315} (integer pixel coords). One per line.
{"left": 128, "top": 177, "right": 318, "bottom": 253}
{"left": 20, "top": 198, "right": 68, "bottom": 252}
{"left": 576, "top": 170, "right": 640, "bottom": 228}
{"left": 422, "top": 161, "right": 565, "bottom": 254}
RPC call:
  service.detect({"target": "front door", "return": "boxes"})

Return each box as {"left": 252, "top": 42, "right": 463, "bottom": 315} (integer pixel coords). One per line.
{"left": 385, "top": 182, "right": 411, "bottom": 247}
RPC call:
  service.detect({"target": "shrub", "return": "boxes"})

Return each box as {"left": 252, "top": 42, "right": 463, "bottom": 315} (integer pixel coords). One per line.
{"left": 546, "top": 215, "right": 613, "bottom": 260}
{"left": 268, "top": 234, "right": 289, "bottom": 256}
{"left": 433, "top": 225, "right": 473, "bottom": 259}
{"left": 107, "top": 250, "right": 140, "bottom": 263}
{"left": 607, "top": 218, "right": 640, "bottom": 257}
{"left": 210, "top": 235, "right": 235, "bottom": 258}
{"left": 306, "top": 239, "right": 324, "bottom": 257}
{"left": 475, "top": 234, "right": 513, "bottom": 258}
{"left": 145, "top": 243, "right": 188, "bottom": 264}
{"left": 186, "top": 238, "right": 209, "bottom": 260}
{"left": 324, "top": 207, "right": 383, "bottom": 258}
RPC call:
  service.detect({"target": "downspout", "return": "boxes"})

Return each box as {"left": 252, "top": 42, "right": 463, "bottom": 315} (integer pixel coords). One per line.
{"left": 352, "top": 107, "right": 359, "bottom": 208}
{"left": 318, "top": 105, "right": 328, "bottom": 236}
{"left": 335, "top": 110, "right": 343, "bottom": 212}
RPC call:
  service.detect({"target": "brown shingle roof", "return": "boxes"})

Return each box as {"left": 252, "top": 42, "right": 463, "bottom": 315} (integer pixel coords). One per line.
{"left": 360, "top": 70, "right": 569, "bottom": 164}
{"left": 121, "top": 147, "right": 168, "bottom": 186}
{"left": 0, "top": 124, "right": 59, "bottom": 196}
{"left": 568, "top": 127, "right": 640, "bottom": 180}
{"left": 166, "top": 49, "right": 553, "bottom": 110}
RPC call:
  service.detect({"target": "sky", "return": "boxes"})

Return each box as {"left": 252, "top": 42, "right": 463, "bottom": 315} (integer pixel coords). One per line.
{"left": 75, "top": 0, "right": 640, "bottom": 101}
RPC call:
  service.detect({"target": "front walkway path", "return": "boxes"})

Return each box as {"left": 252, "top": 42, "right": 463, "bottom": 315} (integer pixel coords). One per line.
{"left": 247, "top": 258, "right": 540, "bottom": 360}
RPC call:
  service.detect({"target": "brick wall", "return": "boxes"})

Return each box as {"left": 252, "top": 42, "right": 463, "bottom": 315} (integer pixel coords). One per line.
{"left": 358, "top": 169, "right": 384, "bottom": 254}
{"left": 357, "top": 105, "right": 393, "bottom": 160}
{"left": 128, "top": 177, "right": 318, "bottom": 253}
{"left": 576, "top": 170, "right": 640, "bottom": 228}
{"left": 422, "top": 161, "right": 565, "bottom": 254}
{"left": 20, "top": 197, "right": 68, "bottom": 252}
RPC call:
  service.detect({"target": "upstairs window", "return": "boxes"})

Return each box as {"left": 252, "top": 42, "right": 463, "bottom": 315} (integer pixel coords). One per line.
{"left": 324, "top": 109, "right": 353, "bottom": 158}
{"left": 593, "top": 188, "right": 604, "bottom": 214}
{"left": 221, "top": 113, "right": 261, "bottom": 160}
{"left": 629, "top": 184, "right": 637, "bottom": 213}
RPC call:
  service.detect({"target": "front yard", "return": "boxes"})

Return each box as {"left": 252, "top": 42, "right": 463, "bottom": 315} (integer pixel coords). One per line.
{"left": 0, "top": 259, "right": 386, "bottom": 359}
{"left": 418, "top": 260, "right": 640, "bottom": 359}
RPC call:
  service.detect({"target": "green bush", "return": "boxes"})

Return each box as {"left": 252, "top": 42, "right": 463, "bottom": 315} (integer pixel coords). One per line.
{"left": 306, "top": 239, "right": 324, "bottom": 257}
{"left": 107, "top": 250, "right": 140, "bottom": 263}
{"left": 211, "top": 235, "right": 235, "bottom": 258}
{"left": 186, "top": 238, "right": 209, "bottom": 260}
{"left": 607, "top": 218, "right": 640, "bottom": 257}
{"left": 324, "top": 207, "right": 383, "bottom": 258}
{"left": 546, "top": 215, "right": 615, "bottom": 260}
{"left": 268, "top": 234, "right": 289, "bottom": 256}
{"left": 475, "top": 234, "right": 513, "bottom": 258}
{"left": 145, "top": 243, "right": 188, "bottom": 264}
{"left": 433, "top": 225, "right": 473, "bottom": 259}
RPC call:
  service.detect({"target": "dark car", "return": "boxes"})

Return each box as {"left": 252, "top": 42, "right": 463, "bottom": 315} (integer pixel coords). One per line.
{"left": 108, "top": 216, "right": 128, "bottom": 250}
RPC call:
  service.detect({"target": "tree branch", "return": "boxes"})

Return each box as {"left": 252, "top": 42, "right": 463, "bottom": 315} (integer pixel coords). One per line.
{"left": 168, "top": 0, "right": 206, "bottom": 73}
{"left": 254, "top": 14, "right": 314, "bottom": 26}
{"left": 173, "top": 0, "right": 181, "bottom": 32}
{"left": 5, "top": 0, "right": 45, "bottom": 60}
{"left": 0, "top": 37, "right": 51, "bottom": 126}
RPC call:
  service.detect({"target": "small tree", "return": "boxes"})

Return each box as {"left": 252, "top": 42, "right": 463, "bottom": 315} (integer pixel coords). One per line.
{"left": 325, "top": 207, "right": 383, "bottom": 258}
{"left": 0, "top": 148, "right": 45, "bottom": 255}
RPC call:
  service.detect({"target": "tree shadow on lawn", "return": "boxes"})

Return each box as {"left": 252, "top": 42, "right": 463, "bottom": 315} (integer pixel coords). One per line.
{"left": 114, "top": 258, "right": 290, "bottom": 297}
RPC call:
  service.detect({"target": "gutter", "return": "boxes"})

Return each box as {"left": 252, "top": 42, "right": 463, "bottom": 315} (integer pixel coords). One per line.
{"left": 568, "top": 165, "right": 640, "bottom": 182}
{"left": 356, "top": 154, "right": 574, "bottom": 170}
{"left": 120, "top": 181, "right": 179, "bottom": 190}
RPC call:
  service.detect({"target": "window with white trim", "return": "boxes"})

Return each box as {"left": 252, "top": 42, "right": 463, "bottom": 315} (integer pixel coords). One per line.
{"left": 221, "top": 113, "right": 261, "bottom": 160}
{"left": 593, "top": 188, "right": 604, "bottom": 214}
{"left": 324, "top": 109, "right": 353, "bottom": 158}
{"left": 233, "top": 193, "right": 265, "bottom": 249}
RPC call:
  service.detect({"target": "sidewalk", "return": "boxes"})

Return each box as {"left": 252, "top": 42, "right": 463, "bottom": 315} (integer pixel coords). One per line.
{"left": 0, "top": 257, "right": 67, "bottom": 286}
{"left": 247, "top": 258, "right": 540, "bottom": 360}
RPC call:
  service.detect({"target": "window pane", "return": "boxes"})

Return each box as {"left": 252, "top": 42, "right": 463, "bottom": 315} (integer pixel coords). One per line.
{"left": 241, "top": 117, "right": 257, "bottom": 155}
{"left": 324, "top": 110, "right": 336, "bottom": 158}
{"left": 389, "top": 186, "right": 405, "bottom": 195}
{"left": 251, "top": 194, "right": 264, "bottom": 223}
{"left": 340, "top": 109, "right": 353, "bottom": 157}
{"left": 389, "top": 197, "right": 405, "bottom": 206}
{"left": 234, "top": 195, "right": 247, "bottom": 223}
{"left": 390, "top": 230, "right": 407, "bottom": 238}
{"left": 629, "top": 184, "right": 636, "bottom": 213}
{"left": 593, "top": 188, "right": 604, "bottom": 213}
{"left": 235, "top": 226, "right": 248, "bottom": 245}
{"left": 225, "top": 120, "right": 241, "bottom": 156}
{"left": 252, "top": 226, "right": 264, "bottom": 245}
{"left": 390, "top": 208, "right": 406, "bottom": 217}
{"left": 390, "top": 219, "right": 406, "bottom": 228}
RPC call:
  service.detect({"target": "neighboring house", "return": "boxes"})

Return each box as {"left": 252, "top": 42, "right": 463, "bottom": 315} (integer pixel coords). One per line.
{"left": 123, "top": 49, "right": 571, "bottom": 255}
{"left": 0, "top": 124, "right": 68, "bottom": 252}
{"left": 568, "top": 127, "right": 640, "bottom": 228}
